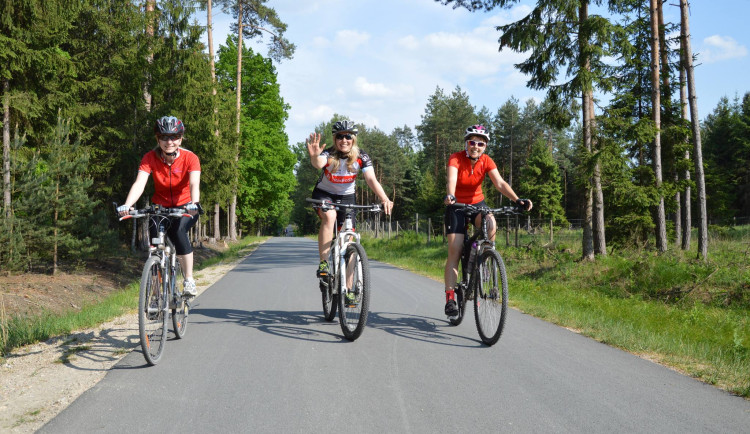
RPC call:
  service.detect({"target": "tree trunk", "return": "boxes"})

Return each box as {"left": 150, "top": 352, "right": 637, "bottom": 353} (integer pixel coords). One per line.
{"left": 214, "top": 202, "right": 220, "bottom": 240}
{"left": 230, "top": 1, "right": 243, "bottom": 241}
{"left": 53, "top": 181, "right": 59, "bottom": 275}
{"left": 206, "top": 0, "right": 222, "bottom": 240}
{"left": 143, "top": 0, "right": 155, "bottom": 113}
{"left": 659, "top": 0, "right": 682, "bottom": 247}
{"left": 680, "top": 0, "right": 707, "bottom": 259}
{"left": 680, "top": 45, "right": 692, "bottom": 250}
{"left": 579, "top": 2, "right": 594, "bottom": 261}
{"left": 590, "top": 97, "right": 606, "bottom": 256}
{"left": 650, "top": 0, "right": 667, "bottom": 252}
{"left": 2, "top": 80, "right": 10, "bottom": 219}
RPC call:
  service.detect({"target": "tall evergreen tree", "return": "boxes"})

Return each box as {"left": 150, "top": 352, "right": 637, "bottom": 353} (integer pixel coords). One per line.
{"left": 438, "top": 0, "right": 616, "bottom": 260}
{"left": 216, "top": 37, "right": 295, "bottom": 235}
{"left": 221, "top": 0, "right": 295, "bottom": 240}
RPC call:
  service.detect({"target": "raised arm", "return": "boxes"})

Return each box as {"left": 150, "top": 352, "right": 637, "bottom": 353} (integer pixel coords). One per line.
{"left": 306, "top": 132, "right": 329, "bottom": 170}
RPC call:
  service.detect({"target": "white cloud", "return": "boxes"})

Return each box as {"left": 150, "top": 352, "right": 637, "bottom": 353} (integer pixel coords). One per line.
{"left": 353, "top": 77, "right": 415, "bottom": 99}
{"left": 334, "top": 30, "right": 371, "bottom": 49}
{"left": 354, "top": 77, "right": 392, "bottom": 97}
{"left": 295, "top": 105, "right": 334, "bottom": 123}
{"left": 700, "top": 35, "right": 747, "bottom": 63}
{"left": 312, "top": 36, "right": 329, "bottom": 48}
{"left": 398, "top": 35, "right": 420, "bottom": 50}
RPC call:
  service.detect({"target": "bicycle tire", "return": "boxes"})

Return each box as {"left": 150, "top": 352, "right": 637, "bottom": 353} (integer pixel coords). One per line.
{"left": 338, "top": 243, "right": 370, "bottom": 341}
{"left": 139, "top": 256, "right": 168, "bottom": 365}
{"left": 321, "top": 274, "right": 338, "bottom": 322}
{"left": 448, "top": 260, "right": 469, "bottom": 326}
{"left": 473, "top": 249, "right": 508, "bottom": 346}
{"left": 171, "top": 259, "right": 188, "bottom": 339}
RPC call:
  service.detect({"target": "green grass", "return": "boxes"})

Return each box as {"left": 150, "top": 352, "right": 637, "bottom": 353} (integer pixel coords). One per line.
{"left": 361, "top": 231, "right": 750, "bottom": 397}
{"left": 0, "top": 236, "right": 267, "bottom": 357}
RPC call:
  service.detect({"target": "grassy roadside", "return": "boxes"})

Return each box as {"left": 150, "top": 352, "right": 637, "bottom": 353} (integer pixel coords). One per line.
{"left": 0, "top": 236, "right": 267, "bottom": 357}
{"left": 361, "top": 231, "right": 750, "bottom": 398}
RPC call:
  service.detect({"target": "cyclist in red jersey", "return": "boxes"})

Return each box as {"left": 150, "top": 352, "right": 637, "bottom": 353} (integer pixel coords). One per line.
{"left": 442, "top": 124, "right": 532, "bottom": 316}
{"left": 306, "top": 120, "right": 393, "bottom": 278}
{"left": 117, "top": 116, "right": 202, "bottom": 297}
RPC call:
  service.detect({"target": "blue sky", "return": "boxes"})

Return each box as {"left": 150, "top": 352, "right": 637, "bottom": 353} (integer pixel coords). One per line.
{"left": 197, "top": 0, "right": 750, "bottom": 145}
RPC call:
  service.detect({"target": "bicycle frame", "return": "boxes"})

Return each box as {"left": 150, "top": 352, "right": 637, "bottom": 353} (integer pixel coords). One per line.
{"left": 330, "top": 216, "right": 360, "bottom": 294}
{"left": 458, "top": 206, "right": 497, "bottom": 285}
{"left": 149, "top": 220, "right": 180, "bottom": 309}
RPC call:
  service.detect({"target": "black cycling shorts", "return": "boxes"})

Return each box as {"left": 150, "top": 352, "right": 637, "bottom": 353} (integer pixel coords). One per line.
{"left": 444, "top": 200, "right": 486, "bottom": 235}
{"left": 149, "top": 213, "right": 198, "bottom": 256}
{"left": 312, "top": 187, "right": 356, "bottom": 229}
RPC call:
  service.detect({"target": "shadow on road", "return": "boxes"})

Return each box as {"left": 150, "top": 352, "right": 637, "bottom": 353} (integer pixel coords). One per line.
{"left": 190, "top": 307, "right": 480, "bottom": 347}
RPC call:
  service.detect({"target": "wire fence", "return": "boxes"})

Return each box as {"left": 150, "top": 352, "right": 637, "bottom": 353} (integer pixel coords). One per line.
{"left": 353, "top": 213, "right": 750, "bottom": 249}
{"left": 355, "top": 213, "right": 576, "bottom": 248}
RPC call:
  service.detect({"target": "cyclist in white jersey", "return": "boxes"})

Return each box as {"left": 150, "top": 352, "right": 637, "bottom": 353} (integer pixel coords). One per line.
{"left": 306, "top": 120, "right": 393, "bottom": 277}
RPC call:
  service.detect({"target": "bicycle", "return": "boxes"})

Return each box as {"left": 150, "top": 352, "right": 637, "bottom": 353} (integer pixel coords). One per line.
{"left": 447, "top": 202, "right": 524, "bottom": 346}
{"left": 116, "top": 203, "right": 193, "bottom": 365}
{"left": 306, "top": 198, "right": 381, "bottom": 341}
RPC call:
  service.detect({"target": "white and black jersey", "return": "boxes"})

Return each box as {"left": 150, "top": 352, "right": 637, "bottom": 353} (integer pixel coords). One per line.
{"left": 315, "top": 150, "right": 373, "bottom": 195}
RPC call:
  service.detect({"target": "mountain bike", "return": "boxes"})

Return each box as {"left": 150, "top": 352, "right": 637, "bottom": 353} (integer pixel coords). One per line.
{"left": 448, "top": 203, "right": 524, "bottom": 346}
{"left": 307, "top": 198, "right": 381, "bottom": 341}
{"left": 116, "top": 204, "right": 192, "bottom": 365}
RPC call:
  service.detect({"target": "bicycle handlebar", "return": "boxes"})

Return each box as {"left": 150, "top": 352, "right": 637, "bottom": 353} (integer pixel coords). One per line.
{"left": 113, "top": 203, "right": 191, "bottom": 221}
{"left": 450, "top": 202, "right": 525, "bottom": 216}
{"left": 306, "top": 198, "right": 382, "bottom": 213}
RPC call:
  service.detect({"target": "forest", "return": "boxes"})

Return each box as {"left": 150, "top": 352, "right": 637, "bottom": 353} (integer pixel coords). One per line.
{"left": 2, "top": 0, "right": 749, "bottom": 274}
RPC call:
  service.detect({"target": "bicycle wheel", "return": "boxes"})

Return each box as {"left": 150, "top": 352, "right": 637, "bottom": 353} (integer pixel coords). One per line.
{"left": 338, "top": 243, "right": 370, "bottom": 341}
{"left": 473, "top": 249, "right": 508, "bottom": 346}
{"left": 171, "top": 259, "right": 188, "bottom": 339}
{"left": 139, "top": 256, "right": 168, "bottom": 365}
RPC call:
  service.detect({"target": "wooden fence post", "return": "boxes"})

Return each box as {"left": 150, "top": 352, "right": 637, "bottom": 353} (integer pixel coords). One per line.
{"left": 550, "top": 218, "right": 554, "bottom": 243}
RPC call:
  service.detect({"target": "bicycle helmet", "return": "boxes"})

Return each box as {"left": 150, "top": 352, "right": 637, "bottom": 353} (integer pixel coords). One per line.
{"left": 463, "top": 124, "right": 489, "bottom": 141}
{"left": 332, "top": 120, "right": 358, "bottom": 135}
{"left": 154, "top": 116, "right": 185, "bottom": 135}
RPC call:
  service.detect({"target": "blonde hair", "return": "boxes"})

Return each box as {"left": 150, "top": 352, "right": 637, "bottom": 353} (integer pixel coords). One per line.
{"left": 328, "top": 135, "right": 360, "bottom": 173}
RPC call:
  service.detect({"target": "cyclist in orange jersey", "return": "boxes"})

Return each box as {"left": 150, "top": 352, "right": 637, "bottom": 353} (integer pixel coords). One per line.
{"left": 117, "top": 116, "right": 202, "bottom": 297}
{"left": 442, "top": 124, "right": 532, "bottom": 316}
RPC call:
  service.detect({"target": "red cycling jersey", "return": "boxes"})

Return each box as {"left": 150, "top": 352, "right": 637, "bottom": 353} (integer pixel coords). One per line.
{"left": 138, "top": 148, "right": 201, "bottom": 207}
{"left": 448, "top": 151, "right": 497, "bottom": 204}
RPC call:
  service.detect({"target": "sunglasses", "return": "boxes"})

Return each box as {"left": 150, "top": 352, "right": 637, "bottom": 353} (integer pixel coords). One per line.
{"left": 467, "top": 140, "right": 487, "bottom": 148}
{"left": 157, "top": 134, "right": 182, "bottom": 142}
{"left": 335, "top": 134, "right": 353, "bottom": 141}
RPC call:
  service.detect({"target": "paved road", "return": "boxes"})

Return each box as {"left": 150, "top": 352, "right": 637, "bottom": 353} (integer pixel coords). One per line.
{"left": 40, "top": 237, "right": 750, "bottom": 433}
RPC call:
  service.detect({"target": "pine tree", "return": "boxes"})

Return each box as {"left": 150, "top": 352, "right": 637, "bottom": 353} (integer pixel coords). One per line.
{"left": 14, "top": 115, "right": 99, "bottom": 273}
{"left": 519, "top": 138, "right": 567, "bottom": 225}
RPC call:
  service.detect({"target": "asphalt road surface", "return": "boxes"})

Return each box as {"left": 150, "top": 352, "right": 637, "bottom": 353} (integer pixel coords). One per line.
{"left": 40, "top": 237, "right": 750, "bottom": 433}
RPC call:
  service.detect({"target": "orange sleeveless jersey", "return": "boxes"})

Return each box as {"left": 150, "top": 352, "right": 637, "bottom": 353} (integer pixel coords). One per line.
{"left": 448, "top": 151, "right": 497, "bottom": 204}
{"left": 138, "top": 149, "right": 201, "bottom": 207}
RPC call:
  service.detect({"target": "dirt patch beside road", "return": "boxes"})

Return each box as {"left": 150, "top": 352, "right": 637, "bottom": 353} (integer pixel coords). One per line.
{"left": 0, "top": 241, "right": 260, "bottom": 433}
